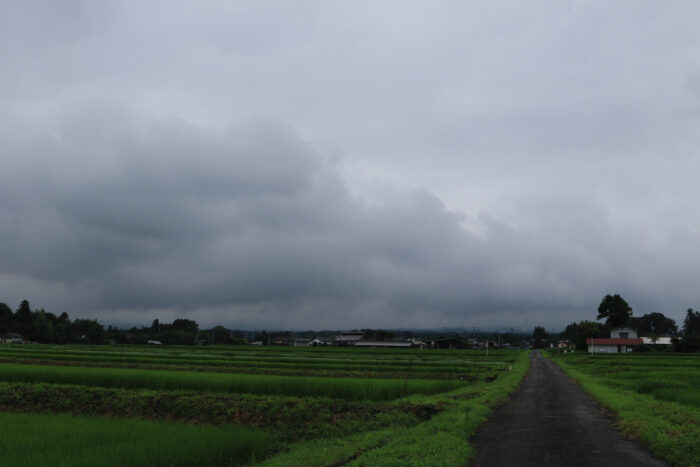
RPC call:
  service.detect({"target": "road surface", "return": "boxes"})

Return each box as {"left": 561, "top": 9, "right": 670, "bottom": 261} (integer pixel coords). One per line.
{"left": 469, "top": 351, "right": 667, "bottom": 467}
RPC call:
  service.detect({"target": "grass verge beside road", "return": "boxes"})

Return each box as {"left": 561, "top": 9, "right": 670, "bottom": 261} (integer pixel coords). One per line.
{"left": 550, "top": 352, "right": 700, "bottom": 467}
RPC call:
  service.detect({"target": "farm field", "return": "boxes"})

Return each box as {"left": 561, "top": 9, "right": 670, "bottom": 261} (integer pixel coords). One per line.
{"left": 550, "top": 352, "right": 700, "bottom": 466}
{"left": 0, "top": 344, "right": 528, "bottom": 466}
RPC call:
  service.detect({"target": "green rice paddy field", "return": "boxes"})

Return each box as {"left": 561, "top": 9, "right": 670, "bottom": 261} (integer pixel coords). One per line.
{"left": 550, "top": 352, "right": 700, "bottom": 466}
{"left": 0, "top": 344, "right": 528, "bottom": 466}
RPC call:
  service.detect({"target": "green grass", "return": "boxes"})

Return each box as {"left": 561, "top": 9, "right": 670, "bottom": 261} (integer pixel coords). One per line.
{"left": 0, "top": 411, "right": 275, "bottom": 466}
{"left": 0, "top": 344, "right": 528, "bottom": 466}
{"left": 0, "top": 345, "right": 513, "bottom": 383}
{"left": 0, "top": 381, "right": 426, "bottom": 442}
{"left": 550, "top": 352, "right": 700, "bottom": 467}
{"left": 261, "top": 350, "right": 530, "bottom": 466}
{"left": 0, "top": 362, "right": 468, "bottom": 400}
{"left": 0, "top": 345, "right": 509, "bottom": 372}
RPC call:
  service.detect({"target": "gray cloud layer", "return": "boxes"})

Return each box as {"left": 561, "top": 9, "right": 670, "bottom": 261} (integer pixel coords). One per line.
{"left": 1, "top": 1, "right": 699, "bottom": 329}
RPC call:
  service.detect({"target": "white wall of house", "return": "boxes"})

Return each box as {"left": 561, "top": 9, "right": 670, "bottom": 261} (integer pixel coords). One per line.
{"left": 588, "top": 343, "right": 635, "bottom": 353}
{"left": 588, "top": 343, "right": 619, "bottom": 353}
{"left": 610, "top": 327, "right": 638, "bottom": 338}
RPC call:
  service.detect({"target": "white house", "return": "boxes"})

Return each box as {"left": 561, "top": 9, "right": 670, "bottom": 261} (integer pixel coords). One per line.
{"left": 586, "top": 327, "right": 642, "bottom": 353}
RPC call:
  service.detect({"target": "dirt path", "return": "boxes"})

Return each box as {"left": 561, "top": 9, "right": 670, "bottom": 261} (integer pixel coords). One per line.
{"left": 469, "top": 351, "right": 667, "bottom": 467}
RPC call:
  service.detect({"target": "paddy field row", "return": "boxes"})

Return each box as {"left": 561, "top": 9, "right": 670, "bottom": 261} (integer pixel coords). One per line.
{"left": 0, "top": 344, "right": 528, "bottom": 466}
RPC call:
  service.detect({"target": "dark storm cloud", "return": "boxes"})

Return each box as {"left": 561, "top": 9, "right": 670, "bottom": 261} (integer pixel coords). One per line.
{"left": 0, "top": 103, "right": 684, "bottom": 330}
{"left": 1, "top": 1, "right": 700, "bottom": 329}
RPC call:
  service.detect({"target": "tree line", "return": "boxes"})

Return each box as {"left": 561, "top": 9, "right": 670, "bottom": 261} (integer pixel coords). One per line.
{"left": 0, "top": 299, "right": 498, "bottom": 347}
{"left": 0, "top": 300, "right": 207, "bottom": 345}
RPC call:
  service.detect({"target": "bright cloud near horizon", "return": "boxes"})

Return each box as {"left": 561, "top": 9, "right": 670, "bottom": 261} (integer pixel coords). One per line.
{"left": 1, "top": 1, "right": 700, "bottom": 330}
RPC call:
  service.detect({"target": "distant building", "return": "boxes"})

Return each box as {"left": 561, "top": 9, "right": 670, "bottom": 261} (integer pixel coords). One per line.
{"left": 354, "top": 338, "right": 426, "bottom": 349}
{"left": 429, "top": 338, "right": 460, "bottom": 349}
{"left": 334, "top": 332, "right": 365, "bottom": 346}
{"left": 586, "top": 327, "right": 642, "bottom": 353}
{"left": 295, "top": 337, "right": 330, "bottom": 347}
{"left": 0, "top": 332, "right": 24, "bottom": 344}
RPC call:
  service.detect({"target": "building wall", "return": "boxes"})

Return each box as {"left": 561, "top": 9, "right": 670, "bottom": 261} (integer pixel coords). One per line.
{"left": 610, "top": 327, "right": 638, "bottom": 339}
{"left": 587, "top": 343, "right": 619, "bottom": 353}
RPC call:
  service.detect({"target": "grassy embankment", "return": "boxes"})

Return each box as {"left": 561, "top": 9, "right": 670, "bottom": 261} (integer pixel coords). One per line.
{"left": 550, "top": 352, "right": 700, "bottom": 467}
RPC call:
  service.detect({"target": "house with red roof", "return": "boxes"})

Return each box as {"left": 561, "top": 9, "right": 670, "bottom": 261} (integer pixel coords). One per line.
{"left": 586, "top": 327, "right": 643, "bottom": 353}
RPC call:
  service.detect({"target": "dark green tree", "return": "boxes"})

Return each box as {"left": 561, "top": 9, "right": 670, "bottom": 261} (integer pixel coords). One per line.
{"left": 210, "top": 325, "right": 233, "bottom": 345}
{"left": 15, "top": 300, "right": 33, "bottom": 335}
{"left": 532, "top": 326, "right": 549, "bottom": 349}
{"left": 54, "top": 312, "right": 73, "bottom": 344}
{"left": 562, "top": 320, "right": 607, "bottom": 350}
{"left": 682, "top": 308, "right": 700, "bottom": 335}
{"left": 72, "top": 319, "right": 105, "bottom": 344}
{"left": 0, "top": 302, "right": 13, "bottom": 332}
{"left": 31, "top": 310, "right": 55, "bottom": 343}
{"left": 629, "top": 312, "right": 678, "bottom": 336}
{"left": 172, "top": 319, "right": 198, "bottom": 333}
{"left": 597, "top": 294, "right": 633, "bottom": 328}
{"left": 674, "top": 310, "right": 700, "bottom": 352}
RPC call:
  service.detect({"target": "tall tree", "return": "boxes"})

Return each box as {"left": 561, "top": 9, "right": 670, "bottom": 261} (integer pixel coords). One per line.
{"left": 532, "top": 326, "right": 549, "bottom": 349}
{"left": 682, "top": 308, "right": 700, "bottom": 335}
{"left": 0, "top": 302, "right": 13, "bottom": 332}
{"left": 72, "top": 319, "right": 105, "bottom": 344}
{"left": 172, "top": 319, "right": 198, "bottom": 333}
{"left": 597, "top": 294, "right": 633, "bottom": 328}
{"left": 15, "top": 300, "right": 34, "bottom": 335}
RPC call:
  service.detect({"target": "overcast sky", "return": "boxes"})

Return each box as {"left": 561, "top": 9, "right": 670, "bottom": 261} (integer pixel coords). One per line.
{"left": 2, "top": 1, "right": 700, "bottom": 331}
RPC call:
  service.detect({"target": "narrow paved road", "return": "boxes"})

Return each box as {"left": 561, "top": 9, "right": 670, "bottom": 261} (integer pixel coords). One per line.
{"left": 470, "top": 351, "right": 667, "bottom": 467}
